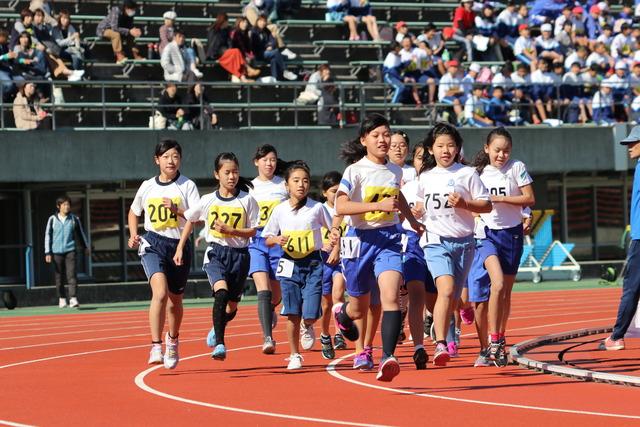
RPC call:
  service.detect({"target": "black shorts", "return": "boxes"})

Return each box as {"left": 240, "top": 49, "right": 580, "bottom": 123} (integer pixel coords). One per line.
{"left": 203, "top": 242, "right": 250, "bottom": 302}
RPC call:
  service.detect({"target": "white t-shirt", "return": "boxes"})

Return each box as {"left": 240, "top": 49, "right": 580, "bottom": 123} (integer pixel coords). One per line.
{"left": 262, "top": 198, "right": 332, "bottom": 259}
{"left": 534, "top": 35, "right": 559, "bottom": 52}
{"left": 513, "top": 36, "right": 534, "bottom": 56}
{"left": 337, "top": 156, "right": 402, "bottom": 230}
{"left": 401, "top": 164, "right": 417, "bottom": 185}
{"left": 249, "top": 175, "right": 288, "bottom": 228}
{"left": 479, "top": 159, "right": 533, "bottom": 230}
{"left": 438, "top": 72, "right": 462, "bottom": 101}
{"left": 530, "top": 69, "right": 555, "bottom": 84}
{"left": 400, "top": 177, "right": 422, "bottom": 232}
{"left": 320, "top": 202, "right": 348, "bottom": 248}
{"left": 130, "top": 173, "right": 200, "bottom": 239}
{"left": 184, "top": 190, "right": 259, "bottom": 248}
{"left": 383, "top": 52, "right": 401, "bottom": 69}
{"left": 416, "top": 163, "right": 490, "bottom": 242}
{"left": 611, "top": 33, "right": 635, "bottom": 58}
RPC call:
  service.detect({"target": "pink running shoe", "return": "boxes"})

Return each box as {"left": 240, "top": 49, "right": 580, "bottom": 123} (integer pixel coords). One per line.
{"left": 447, "top": 341, "right": 459, "bottom": 358}
{"left": 460, "top": 307, "right": 475, "bottom": 325}
{"left": 603, "top": 336, "right": 625, "bottom": 351}
{"left": 353, "top": 351, "right": 374, "bottom": 370}
{"left": 433, "top": 343, "right": 450, "bottom": 366}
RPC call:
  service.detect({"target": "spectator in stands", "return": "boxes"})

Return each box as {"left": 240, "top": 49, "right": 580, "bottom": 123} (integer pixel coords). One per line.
{"left": 452, "top": 0, "right": 475, "bottom": 61}
{"left": 531, "top": 58, "right": 555, "bottom": 121}
{"left": 474, "top": 3, "right": 503, "bottom": 61}
{"left": 417, "top": 23, "right": 445, "bottom": 61}
{"left": 611, "top": 23, "right": 635, "bottom": 62}
{"left": 492, "top": 62, "right": 513, "bottom": 90}
{"left": 252, "top": 0, "right": 300, "bottom": 23}
{"left": 564, "top": 46, "right": 587, "bottom": 72}
{"left": 631, "top": 62, "right": 640, "bottom": 87}
{"left": 511, "top": 85, "right": 539, "bottom": 124}
{"left": 586, "top": 41, "right": 614, "bottom": 72}
{"left": 13, "top": 32, "right": 48, "bottom": 79}
{"left": 513, "top": 24, "right": 536, "bottom": 66}
{"left": 571, "top": 6, "right": 586, "bottom": 35}
{"left": 438, "top": 59, "right": 465, "bottom": 122}
{"left": 585, "top": 4, "right": 603, "bottom": 41}
{"left": 161, "top": 28, "right": 202, "bottom": 82}
{"left": 244, "top": 0, "right": 296, "bottom": 58}
{"left": 609, "top": 61, "right": 631, "bottom": 121}
{"left": 185, "top": 82, "right": 218, "bottom": 130}
{"left": 394, "top": 21, "right": 414, "bottom": 44}
{"left": 10, "top": 8, "right": 36, "bottom": 50}
{"left": 631, "top": 85, "right": 640, "bottom": 124}
{"left": 317, "top": 77, "right": 339, "bottom": 126}
{"left": 296, "top": 64, "right": 331, "bottom": 104}
{"left": 398, "top": 36, "right": 422, "bottom": 105}
{"left": 553, "top": 5, "right": 572, "bottom": 38}
{"left": 555, "top": 20, "right": 574, "bottom": 52}
{"left": 326, "top": 0, "right": 360, "bottom": 40}
{"left": 0, "top": 29, "right": 16, "bottom": 100}
{"left": 497, "top": 0, "right": 520, "bottom": 44}
{"left": 461, "top": 62, "right": 480, "bottom": 100}
{"left": 29, "top": 0, "right": 57, "bottom": 27}
{"left": 251, "top": 15, "right": 297, "bottom": 81}
{"left": 597, "top": 24, "right": 614, "bottom": 46}
{"left": 231, "top": 17, "right": 254, "bottom": 65}
{"left": 485, "top": 86, "right": 511, "bottom": 126}
{"left": 561, "top": 61, "right": 588, "bottom": 123}
{"left": 512, "top": 62, "right": 531, "bottom": 90}
{"left": 96, "top": 0, "right": 144, "bottom": 65}
{"left": 206, "top": 12, "right": 260, "bottom": 82}
{"left": 414, "top": 40, "right": 438, "bottom": 103}
{"left": 463, "top": 84, "right": 491, "bottom": 127}
{"left": 159, "top": 11, "right": 206, "bottom": 64}
{"left": 592, "top": 80, "right": 615, "bottom": 124}
{"left": 345, "top": 0, "right": 381, "bottom": 41}
{"left": 13, "top": 81, "right": 51, "bottom": 130}
{"left": 52, "top": 11, "right": 85, "bottom": 72}
{"left": 382, "top": 41, "right": 408, "bottom": 104}
{"left": 536, "top": 23, "right": 563, "bottom": 63}
{"left": 158, "top": 82, "right": 192, "bottom": 130}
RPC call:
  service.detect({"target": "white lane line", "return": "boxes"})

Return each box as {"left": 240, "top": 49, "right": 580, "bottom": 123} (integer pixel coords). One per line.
{"left": 134, "top": 347, "right": 393, "bottom": 427}
{"left": 0, "top": 420, "right": 36, "bottom": 427}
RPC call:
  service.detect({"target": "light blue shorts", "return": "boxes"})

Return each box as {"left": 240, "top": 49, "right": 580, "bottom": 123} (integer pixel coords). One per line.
{"left": 423, "top": 234, "right": 475, "bottom": 299}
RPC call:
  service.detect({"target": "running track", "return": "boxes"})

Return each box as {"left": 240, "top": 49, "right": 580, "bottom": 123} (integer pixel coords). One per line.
{"left": 1, "top": 287, "right": 639, "bottom": 426}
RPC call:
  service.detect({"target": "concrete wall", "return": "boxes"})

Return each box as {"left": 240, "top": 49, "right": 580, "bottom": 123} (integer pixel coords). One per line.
{"left": 2, "top": 125, "right": 632, "bottom": 183}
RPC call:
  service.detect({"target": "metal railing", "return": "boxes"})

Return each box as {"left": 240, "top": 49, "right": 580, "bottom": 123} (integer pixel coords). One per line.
{"left": 0, "top": 244, "right": 34, "bottom": 288}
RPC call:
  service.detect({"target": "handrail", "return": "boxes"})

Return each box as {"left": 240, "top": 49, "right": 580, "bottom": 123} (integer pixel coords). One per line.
{"left": 0, "top": 244, "right": 34, "bottom": 289}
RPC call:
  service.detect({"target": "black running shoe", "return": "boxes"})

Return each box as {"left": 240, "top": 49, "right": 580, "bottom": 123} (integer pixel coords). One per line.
{"left": 423, "top": 314, "right": 433, "bottom": 338}
{"left": 496, "top": 340, "right": 508, "bottom": 367}
{"left": 333, "top": 332, "right": 347, "bottom": 350}
{"left": 320, "top": 334, "right": 335, "bottom": 360}
{"left": 413, "top": 347, "right": 428, "bottom": 370}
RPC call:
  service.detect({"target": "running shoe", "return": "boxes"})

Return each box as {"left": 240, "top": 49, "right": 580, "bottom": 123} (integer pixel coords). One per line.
{"left": 460, "top": 307, "right": 475, "bottom": 325}
{"left": 423, "top": 314, "right": 433, "bottom": 338}
{"left": 489, "top": 341, "right": 500, "bottom": 360}
{"left": 262, "top": 336, "right": 276, "bottom": 354}
{"left": 148, "top": 344, "right": 163, "bottom": 365}
{"left": 353, "top": 347, "right": 374, "bottom": 371}
{"left": 376, "top": 355, "right": 400, "bottom": 382}
{"left": 474, "top": 348, "right": 492, "bottom": 367}
{"left": 320, "top": 334, "right": 335, "bottom": 360}
{"left": 332, "top": 303, "right": 359, "bottom": 341}
{"left": 58, "top": 298, "right": 67, "bottom": 308}
{"left": 492, "top": 340, "right": 508, "bottom": 367}
{"left": 286, "top": 353, "right": 303, "bottom": 370}
{"left": 433, "top": 342, "right": 450, "bottom": 366}
{"left": 300, "top": 321, "right": 316, "bottom": 350}
{"left": 206, "top": 326, "right": 216, "bottom": 348}
{"left": 413, "top": 347, "right": 428, "bottom": 370}
{"left": 601, "top": 335, "right": 625, "bottom": 351}
{"left": 447, "top": 341, "right": 459, "bottom": 358}
{"left": 454, "top": 327, "right": 461, "bottom": 346}
{"left": 164, "top": 332, "right": 179, "bottom": 370}
{"left": 212, "top": 343, "right": 227, "bottom": 360}
{"left": 333, "top": 332, "right": 347, "bottom": 350}
{"left": 69, "top": 297, "right": 79, "bottom": 308}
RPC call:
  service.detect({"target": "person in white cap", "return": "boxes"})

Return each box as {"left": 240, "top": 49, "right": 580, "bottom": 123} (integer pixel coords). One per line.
{"left": 591, "top": 78, "right": 615, "bottom": 124}
{"left": 608, "top": 61, "right": 631, "bottom": 119}
{"left": 159, "top": 11, "right": 204, "bottom": 79}
{"left": 159, "top": 10, "right": 178, "bottom": 54}
{"left": 535, "top": 23, "right": 562, "bottom": 62}
{"left": 461, "top": 62, "right": 481, "bottom": 98}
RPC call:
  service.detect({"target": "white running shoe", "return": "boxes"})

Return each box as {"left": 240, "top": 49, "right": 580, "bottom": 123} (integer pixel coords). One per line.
{"left": 300, "top": 321, "right": 315, "bottom": 350}
{"left": 58, "top": 298, "right": 67, "bottom": 308}
{"left": 281, "top": 48, "right": 297, "bottom": 59}
{"left": 69, "top": 297, "right": 79, "bottom": 308}
{"left": 148, "top": 344, "right": 163, "bottom": 365}
{"left": 262, "top": 336, "right": 276, "bottom": 354}
{"left": 283, "top": 70, "right": 298, "bottom": 81}
{"left": 163, "top": 332, "right": 179, "bottom": 369}
{"left": 286, "top": 353, "right": 303, "bottom": 370}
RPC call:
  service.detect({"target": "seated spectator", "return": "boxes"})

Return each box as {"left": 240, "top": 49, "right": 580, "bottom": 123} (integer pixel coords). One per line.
{"left": 345, "top": 0, "right": 381, "bottom": 41}
{"left": 586, "top": 41, "right": 613, "bottom": 72}
{"left": 29, "top": 0, "right": 57, "bottom": 27}
{"left": 398, "top": 36, "right": 422, "bottom": 105}
{"left": 492, "top": 62, "right": 513, "bottom": 91}
{"left": 630, "top": 85, "right": 640, "bottom": 124}
{"left": 609, "top": 61, "right": 630, "bottom": 120}
{"left": 417, "top": 23, "right": 445, "bottom": 60}
{"left": 414, "top": 40, "right": 438, "bottom": 103}
{"left": 231, "top": 17, "right": 254, "bottom": 64}
{"left": 438, "top": 59, "right": 465, "bottom": 121}
{"left": 564, "top": 46, "right": 587, "bottom": 72}
{"left": 611, "top": 23, "right": 635, "bottom": 62}
{"left": 394, "top": 21, "right": 415, "bottom": 44}
{"left": 383, "top": 41, "right": 409, "bottom": 104}
{"left": 485, "top": 86, "right": 511, "bottom": 126}
{"left": 13, "top": 81, "right": 51, "bottom": 130}
{"left": 296, "top": 64, "right": 331, "bottom": 104}
{"left": 553, "top": 6, "right": 572, "bottom": 38}
{"left": 10, "top": 8, "right": 36, "bottom": 50}
{"left": 596, "top": 24, "right": 613, "bottom": 46}
{"left": 244, "top": 0, "right": 296, "bottom": 58}
{"left": 585, "top": 4, "right": 603, "bottom": 41}
{"left": 514, "top": 24, "right": 536, "bottom": 66}
{"left": 251, "top": 15, "right": 297, "bottom": 81}
{"left": 630, "top": 62, "right": 640, "bottom": 87}
{"left": 530, "top": 58, "right": 555, "bottom": 121}
{"left": 535, "top": 23, "right": 563, "bottom": 62}
{"left": 317, "top": 78, "right": 339, "bottom": 126}
{"left": 207, "top": 12, "right": 260, "bottom": 82}
{"left": 571, "top": 6, "right": 586, "bottom": 35}
{"left": 463, "top": 84, "right": 492, "bottom": 127}
{"left": 615, "top": 4, "right": 634, "bottom": 33}
{"left": 13, "top": 31, "right": 48, "bottom": 79}
{"left": 158, "top": 83, "right": 192, "bottom": 130}
{"left": 52, "top": 11, "right": 85, "bottom": 71}
{"left": 561, "top": 61, "right": 588, "bottom": 123}
{"left": 161, "top": 28, "right": 201, "bottom": 82}
{"left": 474, "top": 4, "right": 502, "bottom": 61}
{"left": 326, "top": 0, "right": 359, "bottom": 40}
{"left": 159, "top": 11, "right": 206, "bottom": 63}
{"left": 452, "top": 0, "right": 475, "bottom": 62}
{"left": 497, "top": 0, "right": 520, "bottom": 44}
{"left": 511, "top": 62, "right": 531, "bottom": 91}
{"left": 555, "top": 20, "right": 574, "bottom": 52}
{"left": 0, "top": 29, "right": 16, "bottom": 100}
{"left": 511, "top": 85, "right": 539, "bottom": 125}
{"left": 185, "top": 82, "right": 218, "bottom": 129}
{"left": 592, "top": 80, "right": 615, "bottom": 124}
{"left": 461, "top": 62, "right": 480, "bottom": 99}
{"left": 96, "top": 0, "right": 143, "bottom": 64}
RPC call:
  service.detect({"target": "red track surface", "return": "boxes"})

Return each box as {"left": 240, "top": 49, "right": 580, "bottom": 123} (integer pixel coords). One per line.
{"left": 1, "top": 287, "right": 640, "bottom": 426}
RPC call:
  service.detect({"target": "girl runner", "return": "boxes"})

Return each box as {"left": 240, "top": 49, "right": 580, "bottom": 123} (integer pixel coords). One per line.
{"left": 262, "top": 161, "right": 334, "bottom": 369}
{"left": 415, "top": 122, "right": 492, "bottom": 367}
{"left": 249, "top": 144, "right": 289, "bottom": 354}
{"left": 127, "top": 139, "right": 200, "bottom": 369}
{"left": 469, "top": 127, "right": 535, "bottom": 366}
{"left": 332, "top": 113, "right": 423, "bottom": 382}
{"left": 176, "top": 152, "right": 259, "bottom": 361}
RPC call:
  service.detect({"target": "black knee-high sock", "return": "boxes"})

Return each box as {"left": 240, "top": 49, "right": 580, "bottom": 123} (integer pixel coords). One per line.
{"left": 257, "top": 290, "right": 273, "bottom": 338}
{"left": 381, "top": 310, "right": 402, "bottom": 358}
{"left": 213, "top": 289, "right": 229, "bottom": 346}
{"left": 337, "top": 302, "right": 354, "bottom": 327}
{"left": 226, "top": 309, "right": 237, "bottom": 322}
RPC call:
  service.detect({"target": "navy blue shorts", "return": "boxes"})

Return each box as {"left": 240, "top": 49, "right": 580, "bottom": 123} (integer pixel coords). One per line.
{"left": 321, "top": 250, "right": 342, "bottom": 296}
{"left": 248, "top": 230, "right": 283, "bottom": 280}
{"left": 139, "top": 231, "right": 191, "bottom": 295}
{"left": 203, "top": 243, "right": 250, "bottom": 302}
{"left": 485, "top": 224, "right": 524, "bottom": 275}
{"left": 403, "top": 230, "right": 436, "bottom": 293}
{"left": 467, "top": 239, "right": 492, "bottom": 303}
{"left": 278, "top": 252, "right": 323, "bottom": 319}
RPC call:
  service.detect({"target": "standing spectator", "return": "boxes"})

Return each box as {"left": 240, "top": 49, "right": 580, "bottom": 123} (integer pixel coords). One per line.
{"left": 513, "top": 24, "right": 536, "bottom": 66}
{"left": 345, "top": 0, "right": 381, "bottom": 41}
{"left": 185, "top": 82, "right": 218, "bottom": 130}
{"left": 611, "top": 23, "right": 635, "bottom": 62}
{"left": 158, "top": 82, "right": 192, "bottom": 130}
{"left": 52, "top": 11, "right": 85, "bottom": 71}
{"left": 158, "top": 11, "right": 176, "bottom": 55}
{"left": 96, "top": 0, "right": 144, "bottom": 64}
{"left": 326, "top": 0, "right": 360, "bottom": 41}
{"left": 161, "top": 28, "right": 202, "bottom": 81}
{"left": 251, "top": 15, "right": 297, "bottom": 81}
{"left": 44, "top": 195, "right": 89, "bottom": 309}
{"left": 452, "top": 0, "right": 475, "bottom": 61}
{"left": 0, "top": 29, "right": 16, "bottom": 100}
{"left": 13, "top": 81, "right": 51, "bottom": 130}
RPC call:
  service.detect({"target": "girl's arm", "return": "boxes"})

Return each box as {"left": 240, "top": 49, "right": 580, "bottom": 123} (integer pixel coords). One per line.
{"left": 214, "top": 221, "right": 257, "bottom": 238}
{"left": 490, "top": 184, "right": 535, "bottom": 207}
{"left": 335, "top": 192, "right": 399, "bottom": 216}
{"left": 265, "top": 235, "right": 288, "bottom": 247}
{"left": 173, "top": 221, "right": 194, "bottom": 266}
{"left": 448, "top": 193, "right": 492, "bottom": 213}
{"left": 127, "top": 209, "right": 141, "bottom": 248}
{"left": 163, "top": 197, "right": 187, "bottom": 219}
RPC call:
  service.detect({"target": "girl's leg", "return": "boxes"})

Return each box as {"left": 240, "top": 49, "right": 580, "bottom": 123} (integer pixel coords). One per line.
{"left": 499, "top": 274, "right": 517, "bottom": 335}
{"left": 343, "top": 15, "right": 358, "bottom": 40}
{"left": 433, "top": 275, "right": 455, "bottom": 342}
{"left": 348, "top": 293, "right": 370, "bottom": 354}
{"left": 485, "top": 255, "right": 505, "bottom": 339}
{"left": 378, "top": 270, "right": 402, "bottom": 359}
{"left": 287, "top": 314, "right": 301, "bottom": 356}
{"left": 331, "top": 274, "right": 347, "bottom": 348}
{"left": 149, "top": 273, "right": 169, "bottom": 342}
{"left": 254, "top": 272, "right": 275, "bottom": 340}
{"left": 407, "top": 280, "right": 425, "bottom": 348}
{"left": 474, "top": 301, "right": 489, "bottom": 350}
{"left": 362, "top": 15, "right": 380, "bottom": 40}
{"left": 364, "top": 303, "right": 382, "bottom": 348}
{"left": 212, "top": 280, "right": 230, "bottom": 347}
{"left": 321, "top": 294, "right": 333, "bottom": 336}
{"left": 166, "top": 292, "right": 184, "bottom": 338}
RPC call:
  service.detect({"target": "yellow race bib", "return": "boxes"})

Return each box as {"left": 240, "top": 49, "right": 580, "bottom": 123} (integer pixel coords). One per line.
{"left": 283, "top": 230, "right": 315, "bottom": 259}
{"left": 363, "top": 186, "right": 399, "bottom": 222}
{"left": 147, "top": 197, "right": 180, "bottom": 231}
{"left": 208, "top": 205, "right": 245, "bottom": 238}
{"left": 321, "top": 221, "right": 348, "bottom": 245}
{"left": 258, "top": 200, "right": 279, "bottom": 227}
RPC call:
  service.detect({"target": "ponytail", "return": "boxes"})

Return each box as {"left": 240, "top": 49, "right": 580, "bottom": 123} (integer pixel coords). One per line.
{"left": 213, "top": 152, "right": 254, "bottom": 193}
{"left": 472, "top": 126, "right": 513, "bottom": 175}
{"left": 339, "top": 113, "right": 390, "bottom": 164}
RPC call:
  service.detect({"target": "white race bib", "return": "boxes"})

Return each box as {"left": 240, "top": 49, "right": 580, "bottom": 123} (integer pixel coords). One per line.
{"left": 401, "top": 233, "right": 409, "bottom": 253}
{"left": 340, "top": 237, "right": 361, "bottom": 259}
{"left": 276, "top": 258, "right": 295, "bottom": 279}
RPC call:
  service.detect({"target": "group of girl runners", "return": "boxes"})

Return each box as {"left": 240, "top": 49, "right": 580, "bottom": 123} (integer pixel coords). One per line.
{"left": 127, "top": 113, "right": 535, "bottom": 383}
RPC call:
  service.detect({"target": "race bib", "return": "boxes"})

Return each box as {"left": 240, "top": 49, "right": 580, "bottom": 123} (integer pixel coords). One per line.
{"left": 283, "top": 230, "right": 315, "bottom": 259}
{"left": 147, "top": 197, "right": 180, "bottom": 231}
{"left": 401, "top": 233, "right": 409, "bottom": 253}
{"left": 321, "top": 221, "right": 348, "bottom": 245}
{"left": 208, "top": 205, "right": 245, "bottom": 238}
{"left": 424, "top": 192, "right": 454, "bottom": 217}
{"left": 340, "top": 236, "right": 361, "bottom": 259}
{"left": 258, "top": 200, "right": 279, "bottom": 227}
{"left": 276, "top": 257, "right": 294, "bottom": 278}
{"left": 363, "top": 186, "right": 399, "bottom": 222}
